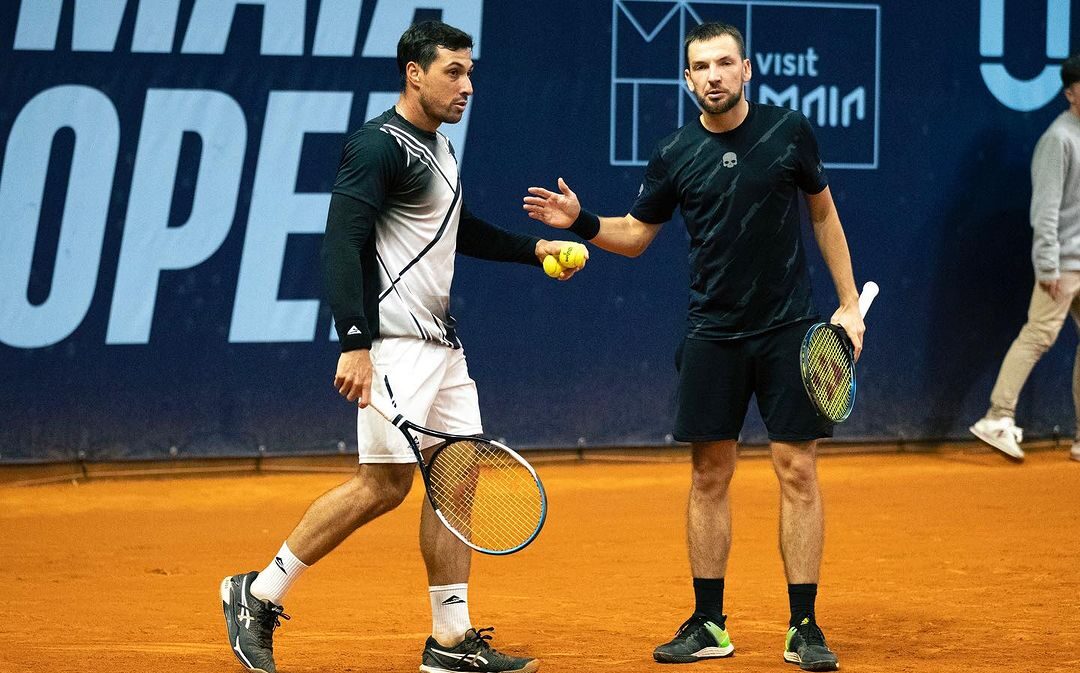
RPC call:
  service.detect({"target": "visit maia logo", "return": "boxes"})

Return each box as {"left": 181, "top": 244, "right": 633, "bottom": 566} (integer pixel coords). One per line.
{"left": 610, "top": 0, "right": 881, "bottom": 169}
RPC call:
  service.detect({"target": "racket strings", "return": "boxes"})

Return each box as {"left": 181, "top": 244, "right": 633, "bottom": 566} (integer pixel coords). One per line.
{"left": 426, "top": 439, "right": 543, "bottom": 553}
{"left": 805, "top": 328, "right": 854, "bottom": 420}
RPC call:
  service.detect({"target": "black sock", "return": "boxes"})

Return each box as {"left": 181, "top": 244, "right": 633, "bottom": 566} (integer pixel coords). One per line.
{"left": 788, "top": 583, "right": 817, "bottom": 627}
{"left": 692, "top": 577, "right": 725, "bottom": 624}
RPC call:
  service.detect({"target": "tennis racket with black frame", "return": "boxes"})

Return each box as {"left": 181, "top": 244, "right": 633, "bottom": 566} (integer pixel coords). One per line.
{"left": 800, "top": 281, "right": 879, "bottom": 423}
{"left": 364, "top": 391, "right": 548, "bottom": 556}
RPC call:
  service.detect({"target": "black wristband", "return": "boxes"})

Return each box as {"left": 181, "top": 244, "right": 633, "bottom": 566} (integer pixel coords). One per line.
{"left": 337, "top": 317, "right": 373, "bottom": 351}
{"left": 568, "top": 210, "right": 601, "bottom": 240}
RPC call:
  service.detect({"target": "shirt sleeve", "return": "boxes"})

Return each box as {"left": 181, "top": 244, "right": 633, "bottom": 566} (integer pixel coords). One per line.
{"left": 630, "top": 147, "right": 679, "bottom": 225}
{"left": 456, "top": 201, "right": 541, "bottom": 266}
{"left": 332, "top": 128, "right": 402, "bottom": 209}
{"left": 794, "top": 114, "right": 829, "bottom": 195}
{"left": 1030, "top": 131, "right": 1066, "bottom": 281}
{"left": 321, "top": 192, "right": 380, "bottom": 351}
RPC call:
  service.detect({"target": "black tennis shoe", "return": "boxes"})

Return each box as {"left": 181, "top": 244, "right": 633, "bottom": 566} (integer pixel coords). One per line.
{"left": 653, "top": 613, "right": 735, "bottom": 663}
{"left": 420, "top": 627, "right": 538, "bottom": 673}
{"left": 220, "top": 571, "right": 289, "bottom": 673}
{"left": 784, "top": 617, "right": 839, "bottom": 671}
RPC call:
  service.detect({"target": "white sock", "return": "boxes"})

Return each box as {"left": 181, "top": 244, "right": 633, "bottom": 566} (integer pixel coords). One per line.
{"left": 249, "top": 542, "right": 308, "bottom": 605}
{"left": 429, "top": 583, "right": 472, "bottom": 646}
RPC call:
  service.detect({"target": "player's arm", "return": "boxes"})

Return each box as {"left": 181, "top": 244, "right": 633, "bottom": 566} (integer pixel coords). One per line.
{"left": 523, "top": 177, "right": 664, "bottom": 257}
{"left": 322, "top": 130, "right": 400, "bottom": 406}
{"left": 805, "top": 186, "right": 865, "bottom": 359}
{"left": 1030, "top": 133, "right": 1066, "bottom": 299}
{"left": 457, "top": 200, "right": 541, "bottom": 264}
{"left": 322, "top": 193, "right": 376, "bottom": 404}
{"left": 458, "top": 200, "right": 590, "bottom": 279}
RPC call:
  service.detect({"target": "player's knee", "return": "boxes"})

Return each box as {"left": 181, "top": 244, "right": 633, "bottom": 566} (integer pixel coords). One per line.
{"left": 775, "top": 459, "right": 818, "bottom": 499}
{"left": 690, "top": 459, "right": 734, "bottom": 495}
{"left": 376, "top": 468, "right": 414, "bottom": 510}
{"left": 349, "top": 464, "right": 413, "bottom": 515}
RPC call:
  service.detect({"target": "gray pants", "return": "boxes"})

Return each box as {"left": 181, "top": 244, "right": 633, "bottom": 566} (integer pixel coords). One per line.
{"left": 987, "top": 271, "right": 1080, "bottom": 437}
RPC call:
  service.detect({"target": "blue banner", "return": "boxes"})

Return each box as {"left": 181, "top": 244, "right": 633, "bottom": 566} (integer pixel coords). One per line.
{"left": 1, "top": 0, "right": 1077, "bottom": 460}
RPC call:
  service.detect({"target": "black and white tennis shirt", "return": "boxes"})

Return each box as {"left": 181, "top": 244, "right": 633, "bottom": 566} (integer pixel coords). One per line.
{"left": 323, "top": 108, "right": 538, "bottom": 351}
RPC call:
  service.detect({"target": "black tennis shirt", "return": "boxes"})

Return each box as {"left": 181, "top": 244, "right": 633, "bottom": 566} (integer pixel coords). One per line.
{"left": 631, "top": 102, "right": 829, "bottom": 339}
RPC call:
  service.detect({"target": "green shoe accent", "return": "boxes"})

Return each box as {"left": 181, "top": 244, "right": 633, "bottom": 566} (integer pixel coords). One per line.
{"left": 785, "top": 617, "right": 811, "bottom": 650}
{"left": 653, "top": 614, "right": 735, "bottom": 663}
{"left": 705, "top": 621, "right": 731, "bottom": 648}
{"left": 785, "top": 625, "right": 798, "bottom": 650}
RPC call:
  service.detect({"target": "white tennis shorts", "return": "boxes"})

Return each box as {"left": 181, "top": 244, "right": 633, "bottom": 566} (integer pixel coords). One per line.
{"left": 357, "top": 337, "right": 483, "bottom": 463}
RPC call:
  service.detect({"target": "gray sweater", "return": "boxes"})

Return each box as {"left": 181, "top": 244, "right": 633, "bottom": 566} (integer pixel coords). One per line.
{"left": 1031, "top": 110, "right": 1080, "bottom": 280}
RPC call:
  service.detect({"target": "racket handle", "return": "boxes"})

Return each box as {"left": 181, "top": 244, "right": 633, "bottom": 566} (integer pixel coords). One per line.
{"left": 858, "top": 281, "right": 879, "bottom": 318}
{"left": 363, "top": 386, "right": 398, "bottom": 423}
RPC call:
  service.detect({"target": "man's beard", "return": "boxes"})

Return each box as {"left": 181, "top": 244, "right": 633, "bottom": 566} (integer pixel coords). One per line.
{"left": 695, "top": 85, "right": 743, "bottom": 115}
{"left": 420, "top": 91, "right": 465, "bottom": 124}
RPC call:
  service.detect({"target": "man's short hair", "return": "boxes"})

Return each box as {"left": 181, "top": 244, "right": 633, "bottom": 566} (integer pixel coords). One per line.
{"left": 397, "top": 21, "right": 473, "bottom": 90}
{"left": 684, "top": 21, "right": 746, "bottom": 63}
{"left": 1063, "top": 53, "right": 1080, "bottom": 89}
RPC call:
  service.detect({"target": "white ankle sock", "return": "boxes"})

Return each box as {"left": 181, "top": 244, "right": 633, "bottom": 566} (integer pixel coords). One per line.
{"left": 249, "top": 542, "right": 308, "bottom": 605}
{"left": 429, "top": 583, "right": 471, "bottom": 646}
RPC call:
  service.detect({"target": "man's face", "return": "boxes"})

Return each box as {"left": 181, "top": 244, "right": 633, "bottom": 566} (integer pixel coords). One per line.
{"left": 415, "top": 46, "right": 474, "bottom": 125}
{"left": 1066, "top": 81, "right": 1080, "bottom": 117}
{"left": 684, "top": 35, "right": 751, "bottom": 115}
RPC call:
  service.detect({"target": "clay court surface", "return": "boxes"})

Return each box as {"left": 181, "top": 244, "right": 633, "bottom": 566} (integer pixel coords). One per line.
{"left": 2, "top": 448, "right": 1078, "bottom": 673}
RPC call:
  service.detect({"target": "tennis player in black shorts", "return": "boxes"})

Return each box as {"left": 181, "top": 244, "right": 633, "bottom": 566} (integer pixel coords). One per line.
{"left": 524, "top": 21, "right": 864, "bottom": 673}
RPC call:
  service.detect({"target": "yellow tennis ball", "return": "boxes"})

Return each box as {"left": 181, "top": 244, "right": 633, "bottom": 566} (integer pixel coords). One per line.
{"left": 543, "top": 255, "right": 564, "bottom": 278}
{"left": 558, "top": 243, "right": 587, "bottom": 269}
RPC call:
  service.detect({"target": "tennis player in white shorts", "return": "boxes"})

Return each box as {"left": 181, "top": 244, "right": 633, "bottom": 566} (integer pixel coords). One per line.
{"left": 358, "top": 337, "right": 484, "bottom": 461}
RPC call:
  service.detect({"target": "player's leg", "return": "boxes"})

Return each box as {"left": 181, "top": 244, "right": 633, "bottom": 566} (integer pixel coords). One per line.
{"left": 755, "top": 321, "right": 837, "bottom": 672}
{"left": 284, "top": 463, "right": 415, "bottom": 564}
{"left": 221, "top": 338, "right": 439, "bottom": 673}
{"left": 418, "top": 345, "right": 538, "bottom": 673}
{"left": 688, "top": 439, "right": 737, "bottom": 596}
{"left": 769, "top": 440, "right": 823, "bottom": 585}
{"left": 769, "top": 441, "right": 837, "bottom": 671}
{"left": 653, "top": 337, "right": 750, "bottom": 664}
{"left": 972, "top": 275, "right": 1079, "bottom": 459}
{"left": 420, "top": 487, "right": 473, "bottom": 643}
{"left": 221, "top": 462, "right": 415, "bottom": 673}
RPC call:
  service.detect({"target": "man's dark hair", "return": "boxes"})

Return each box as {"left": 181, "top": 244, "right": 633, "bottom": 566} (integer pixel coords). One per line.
{"left": 1063, "top": 53, "right": 1080, "bottom": 89}
{"left": 684, "top": 21, "right": 746, "bottom": 63}
{"left": 397, "top": 21, "right": 473, "bottom": 90}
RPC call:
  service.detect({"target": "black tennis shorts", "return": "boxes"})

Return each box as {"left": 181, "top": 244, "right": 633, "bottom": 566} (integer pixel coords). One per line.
{"left": 673, "top": 320, "right": 834, "bottom": 443}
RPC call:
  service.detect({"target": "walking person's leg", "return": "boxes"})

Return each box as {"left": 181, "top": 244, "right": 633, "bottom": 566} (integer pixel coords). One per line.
{"left": 973, "top": 276, "right": 1079, "bottom": 459}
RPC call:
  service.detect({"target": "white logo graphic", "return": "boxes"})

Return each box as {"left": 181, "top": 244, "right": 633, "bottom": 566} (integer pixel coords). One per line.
{"left": 432, "top": 648, "right": 489, "bottom": 667}
{"left": 237, "top": 605, "right": 254, "bottom": 629}
{"left": 722, "top": 152, "right": 738, "bottom": 168}
{"left": 347, "top": 325, "right": 362, "bottom": 335}
{"left": 610, "top": 0, "right": 880, "bottom": 169}
{"left": 979, "top": 0, "right": 1071, "bottom": 111}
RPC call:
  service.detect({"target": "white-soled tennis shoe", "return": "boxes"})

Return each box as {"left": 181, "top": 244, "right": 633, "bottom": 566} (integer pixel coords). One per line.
{"left": 1070, "top": 442, "right": 1080, "bottom": 463}
{"left": 969, "top": 416, "right": 1024, "bottom": 461}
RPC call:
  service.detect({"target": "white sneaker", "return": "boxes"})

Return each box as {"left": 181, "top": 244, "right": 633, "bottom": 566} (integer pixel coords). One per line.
{"left": 969, "top": 416, "right": 1025, "bottom": 460}
{"left": 1070, "top": 442, "right": 1080, "bottom": 462}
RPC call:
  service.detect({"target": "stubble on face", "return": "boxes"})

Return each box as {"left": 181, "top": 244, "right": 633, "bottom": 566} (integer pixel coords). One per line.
{"left": 419, "top": 88, "right": 465, "bottom": 124}
{"left": 416, "top": 48, "right": 472, "bottom": 126}
{"left": 694, "top": 85, "right": 744, "bottom": 115}
{"left": 684, "top": 35, "right": 748, "bottom": 118}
